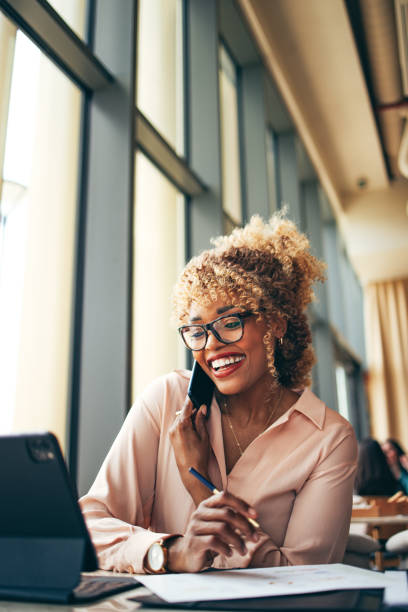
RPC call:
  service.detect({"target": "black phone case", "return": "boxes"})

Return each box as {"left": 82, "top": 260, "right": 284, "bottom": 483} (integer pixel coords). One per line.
{"left": 188, "top": 361, "right": 215, "bottom": 415}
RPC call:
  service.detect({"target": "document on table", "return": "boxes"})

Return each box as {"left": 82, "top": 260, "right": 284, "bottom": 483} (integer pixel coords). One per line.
{"left": 137, "top": 563, "right": 393, "bottom": 603}
{"left": 383, "top": 570, "right": 408, "bottom": 606}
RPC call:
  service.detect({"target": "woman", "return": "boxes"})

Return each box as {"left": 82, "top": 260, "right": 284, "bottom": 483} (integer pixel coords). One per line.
{"left": 382, "top": 438, "right": 408, "bottom": 495}
{"left": 80, "top": 214, "right": 357, "bottom": 574}
{"left": 354, "top": 437, "right": 400, "bottom": 496}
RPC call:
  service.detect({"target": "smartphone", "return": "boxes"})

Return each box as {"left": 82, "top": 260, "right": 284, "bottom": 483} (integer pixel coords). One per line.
{"left": 188, "top": 360, "right": 214, "bottom": 417}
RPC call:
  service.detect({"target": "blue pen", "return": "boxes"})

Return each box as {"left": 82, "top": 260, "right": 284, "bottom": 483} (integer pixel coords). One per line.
{"left": 189, "top": 466, "right": 260, "bottom": 528}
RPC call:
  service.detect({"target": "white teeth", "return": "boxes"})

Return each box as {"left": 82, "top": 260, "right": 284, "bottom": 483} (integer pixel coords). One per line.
{"left": 211, "top": 355, "right": 245, "bottom": 370}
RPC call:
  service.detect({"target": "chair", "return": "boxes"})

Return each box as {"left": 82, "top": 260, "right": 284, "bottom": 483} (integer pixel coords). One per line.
{"left": 385, "top": 529, "right": 408, "bottom": 568}
{"left": 343, "top": 532, "right": 380, "bottom": 569}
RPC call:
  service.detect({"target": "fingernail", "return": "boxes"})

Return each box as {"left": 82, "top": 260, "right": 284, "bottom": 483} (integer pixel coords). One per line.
{"left": 249, "top": 507, "right": 257, "bottom": 517}
{"left": 252, "top": 532, "right": 259, "bottom": 542}
{"left": 202, "top": 405, "right": 207, "bottom": 416}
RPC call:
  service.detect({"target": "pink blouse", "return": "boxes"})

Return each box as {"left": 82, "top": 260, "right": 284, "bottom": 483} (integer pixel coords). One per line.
{"left": 79, "top": 370, "right": 357, "bottom": 574}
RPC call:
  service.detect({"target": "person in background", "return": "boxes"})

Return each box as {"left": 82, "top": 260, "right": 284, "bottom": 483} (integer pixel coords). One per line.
{"left": 355, "top": 437, "right": 400, "bottom": 497}
{"left": 80, "top": 213, "right": 357, "bottom": 574}
{"left": 382, "top": 438, "right": 408, "bottom": 495}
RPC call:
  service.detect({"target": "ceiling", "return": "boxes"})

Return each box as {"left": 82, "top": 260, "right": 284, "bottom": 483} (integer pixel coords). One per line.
{"left": 238, "top": 0, "right": 408, "bottom": 285}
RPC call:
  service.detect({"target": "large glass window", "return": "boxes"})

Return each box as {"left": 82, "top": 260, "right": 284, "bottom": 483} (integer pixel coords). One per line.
{"left": 132, "top": 153, "right": 185, "bottom": 400}
{"left": 0, "top": 27, "right": 82, "bottom": 448}
{"left": 266, "top": 129, "right": 278, "bottom": 214}
{"left": 335, "top": 356, "right": 366, "bottom": 437}
{"left": 137, "top": 0, "right": 184, "bottom": 154}
{"left": 133, "top": 0, "right": 189, "bottom": 400}
{"left": 0, "top": 12, "right": 16, "bottom": 174}
{"left": 0, "top": 183, "right": 26, "bottom": 433}
{"left": 219, "top": 43, "right": 242, "bottom": 230}
{"left": 335, "top": 364, "right": 351, "bottom": 422}
{"left": 47, "top": 0, "right": 86, "bottom": 40}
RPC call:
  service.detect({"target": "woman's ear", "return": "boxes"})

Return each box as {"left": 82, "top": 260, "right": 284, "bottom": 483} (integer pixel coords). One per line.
{"left": 274, "top": 316, "right": 287, "bottom": 341}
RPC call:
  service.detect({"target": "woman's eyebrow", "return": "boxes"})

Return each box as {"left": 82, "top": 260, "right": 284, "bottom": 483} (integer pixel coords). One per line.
{"left": 217, "top": 304, "right": 234, "bottom": 315}
{"left": 189, "top": 304, "right": 234, "bottom": 323}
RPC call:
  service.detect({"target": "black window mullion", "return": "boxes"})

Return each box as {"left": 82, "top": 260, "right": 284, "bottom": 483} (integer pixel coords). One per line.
{"left": 0, "top": 0, "right": 113, "bottom": 91}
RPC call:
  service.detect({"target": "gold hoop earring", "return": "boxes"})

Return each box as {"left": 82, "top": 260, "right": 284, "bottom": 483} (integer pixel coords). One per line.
{"left": 279, "top": 337, "right": 283, "bottom": 346}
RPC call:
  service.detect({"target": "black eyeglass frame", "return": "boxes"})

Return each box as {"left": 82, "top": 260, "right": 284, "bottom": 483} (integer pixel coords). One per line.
{"left": 178, "top": 311, "right": 255, "bottom": 351}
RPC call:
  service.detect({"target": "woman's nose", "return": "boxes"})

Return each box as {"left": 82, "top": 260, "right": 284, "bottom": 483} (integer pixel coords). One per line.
{"left": 205, "top": 329, "right": 223, "bottom": 349}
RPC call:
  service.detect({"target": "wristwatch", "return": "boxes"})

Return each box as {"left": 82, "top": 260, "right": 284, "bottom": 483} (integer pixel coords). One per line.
{"left": 146, "top": 538, "right": 172, "bottom": 573}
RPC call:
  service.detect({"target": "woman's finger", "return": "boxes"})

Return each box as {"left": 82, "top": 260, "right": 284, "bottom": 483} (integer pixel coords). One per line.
{"left": 192, "top": 519, "right": 248, "bottom": 555}
{"left": 194, "top": 404, "right": 208, "bottom": 436}
{"left": 196, "top": 504, "right": 258, "bottom": 542}
{"left": 196, "top": 534, "right": 234, "bottom": 558}
{"left": 175, "top": 396, "right": 193, "bottom": 421}
{"left": 205, "top": 490, "right": 258, "bottom": 520}
{"left": 202, "top": 491, "right": 259, "bottom": 539}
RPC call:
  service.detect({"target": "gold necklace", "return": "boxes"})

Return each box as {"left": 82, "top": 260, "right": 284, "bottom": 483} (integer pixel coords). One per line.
{"left": 223, "top": 400, "right": 244, "bottom": 456}
{"left": 222, "top": 388, "right": 284, "bottom": 457}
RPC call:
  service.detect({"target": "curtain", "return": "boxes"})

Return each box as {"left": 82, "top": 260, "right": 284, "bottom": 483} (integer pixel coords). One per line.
{"left": 364, "top": 278, "right": 408, "bottom": 450}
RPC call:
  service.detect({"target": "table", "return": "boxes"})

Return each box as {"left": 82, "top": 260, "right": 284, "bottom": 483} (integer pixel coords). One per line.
{"left": 1, "top": 565, "right": 387, "bottom": 612}
{"left": 0, "top": 585, "right": 389, "bottom": 612}
{"left": 0, "top": 583, "right": 147, "bottom": 612}
{"left": 351, "top": 515, "right": 408, "bottom": 570}
{"left": 0, "top": 564, "right": 399, "bottom": 612}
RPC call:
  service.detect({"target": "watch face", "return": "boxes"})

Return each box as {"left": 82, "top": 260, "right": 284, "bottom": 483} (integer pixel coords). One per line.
{"left": 148, "top": 542, "right": 165, "bottom": 572}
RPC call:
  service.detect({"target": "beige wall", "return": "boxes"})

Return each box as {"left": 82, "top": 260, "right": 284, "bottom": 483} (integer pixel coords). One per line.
{"left": 344, "top": 179, "right": 408, "bottom": 284}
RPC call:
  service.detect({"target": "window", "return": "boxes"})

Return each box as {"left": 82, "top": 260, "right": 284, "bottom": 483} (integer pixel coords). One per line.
{"left": 133, "top": 0, "right": 187, "bottom": 400}
{"left": 46, "top": 0, "right": 86, "bottom": 41}
{"left": 137, "top": 0, "right": 184, "bottom": 154}
{"left": 336, "top": 364, "right": 350, "bottom": 422}
{"left": 132, "top": 153, "right": 185, "bottom": 399}
{"left": 219, "top": 43, "right": 242, "bottom": 230}
{"left": 335, "top": 357, "right": 368, "bottom": 437}
{"left": 0, "top": 183, "right": 26, "bottom": 433}
{"left": 266, "top": 129, "right": 278, "bottom": 214}
{"left": 0, "top": 26, "right": 82, "bottom": 446}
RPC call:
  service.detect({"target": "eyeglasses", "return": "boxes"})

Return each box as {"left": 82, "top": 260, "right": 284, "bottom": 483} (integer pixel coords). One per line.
{"left": 178, "top": 311, "right": 255, "bottom": 351}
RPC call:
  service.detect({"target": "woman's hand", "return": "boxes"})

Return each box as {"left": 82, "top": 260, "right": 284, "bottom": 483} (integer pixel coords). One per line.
{"left": 166, "top": 490, "right": 259, "bottom": 573}
{"left": 169, "top": 397, "right": 211, "bottom": 505}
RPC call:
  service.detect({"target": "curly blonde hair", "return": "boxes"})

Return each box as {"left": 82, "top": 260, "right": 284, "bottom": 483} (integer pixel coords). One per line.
{"left": 172, "top": 213, "right": 326, "bottom": 389}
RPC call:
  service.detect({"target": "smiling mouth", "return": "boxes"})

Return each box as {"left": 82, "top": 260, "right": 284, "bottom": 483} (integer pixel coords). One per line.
{"left": 209, "top": 355, "right": 245, "bottom": 372}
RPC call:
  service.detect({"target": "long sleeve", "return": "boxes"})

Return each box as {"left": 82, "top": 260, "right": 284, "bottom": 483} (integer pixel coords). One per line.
{"left": 292, "top": 433, "right": 356, "bottom": 564}
{"left": 80, "top": 378, "right": 357, "bottom": 574}
{"left": 253, "top": 431, "right": 356, "bottom": 567}
{"left": 79, "top": 378, "right": 175, "bottom": 574}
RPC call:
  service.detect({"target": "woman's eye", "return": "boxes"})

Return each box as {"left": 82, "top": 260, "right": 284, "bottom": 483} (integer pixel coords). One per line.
{"left": 223, "top": 319, "right": 240, "bottom": 329}
{"left": 191, "top": 328, "right": 205, "bottom": 338}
